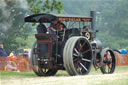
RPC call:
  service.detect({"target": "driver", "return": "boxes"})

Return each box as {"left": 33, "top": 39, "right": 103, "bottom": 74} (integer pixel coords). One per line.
{"left": 48, "top": 18, "right": 66, "bottom": 35}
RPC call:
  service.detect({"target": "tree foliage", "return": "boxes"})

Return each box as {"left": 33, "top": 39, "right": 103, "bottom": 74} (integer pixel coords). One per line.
{"left": 62, "top": 0, "right": 128, "bottom": 49}
{"left": 0, "top": 0, "right": 30, "bottom": 53}
{"left": 96, "top": 0, "right": 128, "bottom": 49}
{"left": 1, "top": 0, "right": 128, "bottom": 54}
{"left": 27, "top": 0, "right": 63, "bottom": 13}
{"left": 0, "top": 0, "right": 63, "bottom": 54}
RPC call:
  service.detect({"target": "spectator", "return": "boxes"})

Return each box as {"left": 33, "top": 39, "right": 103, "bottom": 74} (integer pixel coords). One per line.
{"left": 0, "top": 44, "right": 8, "bottom": 57}
{"left": 23, "top": 50, "right": 28, "bottom": 59}
{"left": 36, "top": 21, "right": 47, "bottom": 34}
{"left": 7, "top": 60, "right": 18, "bottom": 72}
{"left": 9, "top": 51, "right": 16, "bottom": 56}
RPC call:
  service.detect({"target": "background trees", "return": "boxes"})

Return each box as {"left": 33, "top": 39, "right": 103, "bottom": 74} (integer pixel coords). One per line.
{"left": 27, "top": 0, "right": 63, "bottom": 14}
{"left": 0, "top": 0, "right": 30, "bottom": 53}
{"left": 62, "top": 0, "right": 128, "bottom": 49}
{"left": 0, "top": 0, "right": 63, "bottom": 53}
{"left": 0, "top": 0, "right": 128, "bottom": 54}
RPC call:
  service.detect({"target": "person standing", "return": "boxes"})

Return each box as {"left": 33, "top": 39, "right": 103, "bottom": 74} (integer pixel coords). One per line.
{"left": 0, "top": 43, "right": 8, "bottom": 71}
{"left": 0, "top": 44, "right": 8, "bottom": 57}
{"left": 9, "top": 51, "right": 16, "bottom": 56}
{"left": 23, "top": 50, "right": 28, "bottom": 58}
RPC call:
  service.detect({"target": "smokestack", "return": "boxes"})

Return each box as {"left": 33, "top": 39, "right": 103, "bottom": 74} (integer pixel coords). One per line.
{"left": 90, "top": 11, "right": 96, "bottom": 31}
{"left": 90, "top": 11, "right": 96, "bottom": 38}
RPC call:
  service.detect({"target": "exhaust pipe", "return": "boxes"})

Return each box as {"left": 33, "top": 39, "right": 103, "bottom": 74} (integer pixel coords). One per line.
{"left": 90, "top": 11, "right": 96, "bottom": 38}
{"left": 90, "top": 11, "right": 96, "bottom": 30}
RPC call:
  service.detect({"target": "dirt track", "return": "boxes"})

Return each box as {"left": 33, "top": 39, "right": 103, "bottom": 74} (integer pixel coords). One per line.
{"left": 1, "top": 71, "right": 128, "bottom": 85}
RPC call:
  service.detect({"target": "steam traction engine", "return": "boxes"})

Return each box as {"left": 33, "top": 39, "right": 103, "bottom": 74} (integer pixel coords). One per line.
{"left": 24, "top": 11, "right": 116, "bottom": 76}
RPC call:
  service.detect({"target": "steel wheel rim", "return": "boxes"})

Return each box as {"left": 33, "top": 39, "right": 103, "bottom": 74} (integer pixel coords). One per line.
{"left": 72, "top": 38, "right": 92, "bottom": 75}
{"left": 103, "top": 51, "right": 115, "bottom": 73}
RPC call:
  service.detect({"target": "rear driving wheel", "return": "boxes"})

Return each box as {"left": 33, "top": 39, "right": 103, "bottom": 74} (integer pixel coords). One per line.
{"left": 100, "top": 48, "right": 116, "bottom": 74}
{"left": 30, "top": 41, "right": 57, "bottom": 76}
{"left": 63, "top": 37, "right": 93, "bottom": 75}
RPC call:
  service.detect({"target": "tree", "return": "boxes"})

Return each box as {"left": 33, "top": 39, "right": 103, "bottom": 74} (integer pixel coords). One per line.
{"left": 96, "top": 0, "right": 128, "bottom": 49}
{"left": 0, "top": 0, "right": 63, "bottom": 54}
{"left": 0, "top": 0, "right": 30, "bottom": 53}
{"left": 61, "top": 0, "right": 128, "bottom": 49}
{"left": 27, "top": 0, "right": 63, "bottom": 14}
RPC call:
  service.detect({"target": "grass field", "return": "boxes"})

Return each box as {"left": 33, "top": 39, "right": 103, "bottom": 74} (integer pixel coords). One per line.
{"left": 0, "top": 66, "right": 128, "bottom": 85}
{"left": 1, "top": 66, "right": 128, "bottom": 77}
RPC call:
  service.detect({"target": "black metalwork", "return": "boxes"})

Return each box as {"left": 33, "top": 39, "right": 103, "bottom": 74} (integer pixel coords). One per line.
{"left": 25, "top": 11, "right": 116, "bottom": 76}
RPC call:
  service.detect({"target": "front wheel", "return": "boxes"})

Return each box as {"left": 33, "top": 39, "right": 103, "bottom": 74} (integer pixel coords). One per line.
{"left": 63, "top": 37, "right": 93, "bottom": 76}
{"left": 100, "top": 48, "right": 116, "bottom": 74}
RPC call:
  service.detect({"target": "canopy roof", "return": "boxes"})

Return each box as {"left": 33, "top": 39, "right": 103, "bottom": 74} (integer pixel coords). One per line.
{"left": 24, "top": 13, "right": 92, "bottom": 23}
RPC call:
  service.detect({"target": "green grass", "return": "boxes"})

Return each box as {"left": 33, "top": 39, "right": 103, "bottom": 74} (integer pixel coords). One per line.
{"left": 115, "top": 66, "right": 128, "bottom": 72}
{"left": 0, "top": 71, "right": 36, "bottom": 77}
{"left": 91, "top": 66, "right": 128, "bottom": 73}
{"left": 0, "top": 66, "right": 128, "bottom": 77}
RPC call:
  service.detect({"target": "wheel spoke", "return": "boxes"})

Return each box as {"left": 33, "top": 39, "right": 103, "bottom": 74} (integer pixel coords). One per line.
{"left": 81, "top": 49, "right": 90, "bottom": 55}
{"left": 82, "top": 58, "right": 91, "bottom": 62}
{"left": 79, "top": 42, "right": 86, "bottom": 51}
{"left": 79, "top": 62, "right": 88, "bottom": 71}
{"left": 77, "top": 40, "right": 81, "bottom": 50}
{"left": 73, "top": 58, "right": 78, "bottom": 62}
{"left": 73, "top": 53, "right": 79, "bottom": 57}
{"left": 78, "top": 43, "right": 82, "bottom": 52}
{"left": 74, "top": 48, "right": 80, "bottom": 55}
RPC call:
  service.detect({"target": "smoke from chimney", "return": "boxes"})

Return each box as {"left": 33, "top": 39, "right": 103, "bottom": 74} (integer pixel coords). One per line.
{"left": 0, "top": 0, "right": 29, "bottom": 32}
